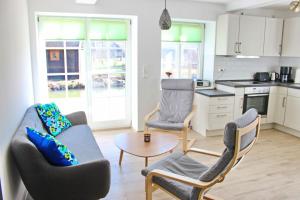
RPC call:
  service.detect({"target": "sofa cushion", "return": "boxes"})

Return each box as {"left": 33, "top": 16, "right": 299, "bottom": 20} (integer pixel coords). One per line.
{"left": 26, "top": 127, "right": 78, "bottom": 166}
{"left": 56, "top": 125, "right": 104, "bottom": 164}
{"left": 36, "top": 103, "right": 72, "bottom": 136}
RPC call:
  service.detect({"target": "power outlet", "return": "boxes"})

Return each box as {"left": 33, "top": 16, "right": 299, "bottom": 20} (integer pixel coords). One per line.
{"left": 218, "top": 68, "right": 225, "bottom": 72}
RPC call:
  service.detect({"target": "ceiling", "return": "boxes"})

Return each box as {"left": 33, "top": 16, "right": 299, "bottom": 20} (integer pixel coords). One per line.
{"left": 193, "top": 0, "right": 294, "bottom": 11}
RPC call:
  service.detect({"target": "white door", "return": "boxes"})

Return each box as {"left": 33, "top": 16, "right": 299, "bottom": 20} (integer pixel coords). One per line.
{"left": 264, "top": 18, "right": 283, "bottom": 56}
{"left": 239, "top": 15, "right": 265, "bottom": 56}
{"left": 88, "top": 41, "right": 131, "bottom": 129}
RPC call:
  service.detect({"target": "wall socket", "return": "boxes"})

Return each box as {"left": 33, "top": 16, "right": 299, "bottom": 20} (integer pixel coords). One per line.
{"left": 218, "top": 68, "right": 225, "bottom": 72}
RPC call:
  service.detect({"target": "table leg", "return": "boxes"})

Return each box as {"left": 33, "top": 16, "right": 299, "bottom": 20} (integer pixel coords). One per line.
{"left": 119, "top": 150, "right": 124, "bottom": 166}
{"left": 145, "top": 157, "right": 148, "bottom": 167}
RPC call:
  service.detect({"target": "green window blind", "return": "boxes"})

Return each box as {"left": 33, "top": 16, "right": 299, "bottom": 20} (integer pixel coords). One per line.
{"left": 38, "top": 16, "right": 129, "bottom": 40}
{"left": 39, "top": 17, "right": 86, "bottom": 40}
{"left": 87, "top": 19, "right": 128, "bottom": 40}
{"left": 161, "top": 22, "right": 204, "bottom": 42}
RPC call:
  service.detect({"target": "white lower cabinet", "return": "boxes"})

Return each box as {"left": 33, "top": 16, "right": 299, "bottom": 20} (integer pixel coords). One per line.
{"left": 284, "top": 89, "right": 300, "bottom": 131}
{"left": 268, "top": 87, "right": 287, "bottom": 125}
{"left": 192, "top": 93, "right": 234, "bottom": 136}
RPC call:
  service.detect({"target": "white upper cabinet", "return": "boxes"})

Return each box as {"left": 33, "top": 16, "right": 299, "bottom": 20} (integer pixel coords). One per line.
{"left": 239, "top": 15, "right": 265, "bottom": 56}
{"left": 282, "top": 17, "right": 300, "bottom": 57}
{"left": 216, "top": 14, "right": 286, "bottom": 57}
{"left": 215, "top": 14, "right": 240, "bottom": 56}
{"left": 263, "top": 18, "right": 283, "bottom": 57}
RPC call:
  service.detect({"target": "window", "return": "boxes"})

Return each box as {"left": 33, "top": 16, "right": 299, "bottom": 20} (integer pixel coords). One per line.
{"left": 45, "top": 40, "right": 85, "bottom": 99}
{"left": 161, "top": 22, "right": 205, "bottom": 79}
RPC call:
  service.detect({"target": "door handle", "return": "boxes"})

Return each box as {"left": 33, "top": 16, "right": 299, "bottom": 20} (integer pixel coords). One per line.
{"left": 238, "top": 42, "right": 242, "bottom": 54}
{"left": 282, "top": 97, "right": 287, "bottom": 108}
{"left": 240, "top": 97, "right": 244, "bottom": 109}
{"left": 234, "top": 42, "right": 239, "bottom": 54}
{"left": 279, "top": 44, "right": 282, "bottom": 55}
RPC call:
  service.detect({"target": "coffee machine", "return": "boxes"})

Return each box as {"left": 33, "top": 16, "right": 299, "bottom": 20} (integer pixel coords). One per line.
{"left": 280, "top": 66, "right": 293, "bottom": 83}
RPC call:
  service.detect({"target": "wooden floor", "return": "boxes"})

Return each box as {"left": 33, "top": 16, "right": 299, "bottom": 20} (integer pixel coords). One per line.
{"left": 93, "top": 129, "right": 300, "bottom": 200}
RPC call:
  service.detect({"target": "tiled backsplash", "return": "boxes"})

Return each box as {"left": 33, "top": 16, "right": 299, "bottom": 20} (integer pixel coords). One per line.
{"left": 214, "top": 56, "right": 280, "bottom": 80}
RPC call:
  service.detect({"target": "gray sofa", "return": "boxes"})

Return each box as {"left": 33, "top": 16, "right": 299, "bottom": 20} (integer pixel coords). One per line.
{"left": 11, "top": 105, "right": 110, "bottom": 200}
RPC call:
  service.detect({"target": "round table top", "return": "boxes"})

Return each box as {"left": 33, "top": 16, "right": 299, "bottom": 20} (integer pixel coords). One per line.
{"left": 114, "top": 132, "right": 179, "bottom": 158}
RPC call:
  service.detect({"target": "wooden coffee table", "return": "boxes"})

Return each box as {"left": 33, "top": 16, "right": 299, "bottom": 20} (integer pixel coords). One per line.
{"left": 114, "top": 132, "right": 179, "bottom": 167}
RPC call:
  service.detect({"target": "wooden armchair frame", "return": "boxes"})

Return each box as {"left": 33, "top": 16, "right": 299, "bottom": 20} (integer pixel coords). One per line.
{"left": 144, "top": 104, "right": 197, "bottom": 152}
{"left": 145, "top": 115, "right": 261, "bottom": 200}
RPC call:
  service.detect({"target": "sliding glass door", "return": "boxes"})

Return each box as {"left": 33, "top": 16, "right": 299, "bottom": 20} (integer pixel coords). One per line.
{"left": 39, "top": 16, "right": 131, "bottom": 129}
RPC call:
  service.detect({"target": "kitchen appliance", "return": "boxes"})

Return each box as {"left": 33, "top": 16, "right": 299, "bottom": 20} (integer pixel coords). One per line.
{"left": 271, "top": 72, "right": 280, "bottom": 81}
{"left": 280, "top": 66, "right": 293, "bottom": 83}
{"left": 254, "top": 72, "right": 271, "bottom": 82}
{"left": 195, "top": 80, "right": 210, "bottom": 88}
{"left": 243, "top": 86, "right": 270, "bottom": 117}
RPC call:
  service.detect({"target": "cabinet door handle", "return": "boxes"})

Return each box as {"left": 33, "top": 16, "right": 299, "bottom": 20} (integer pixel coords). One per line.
{"left": 238, "top": 42, "right": 242, "bottom": 54}
{"left": 240, "top": 97, "right": 244, "bottom": 109}
{"left": 282, "top": 97, "right": 287, "bottom": 108}
{"left": 279, "top": 44, "right": 282, "bottom": 55}
{"left": 234, "top": 42, "right": 238, "bottom": 54}
{"left": 217, "top": 114, "right": 227, "bottom": 118}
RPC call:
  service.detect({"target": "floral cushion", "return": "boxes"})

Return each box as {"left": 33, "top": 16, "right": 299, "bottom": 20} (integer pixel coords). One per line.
{"left": 36, "top": 103, "right": 72, "bottom": 136}
{"left": 26, "top": 127, "right": 79, "bottom": 166}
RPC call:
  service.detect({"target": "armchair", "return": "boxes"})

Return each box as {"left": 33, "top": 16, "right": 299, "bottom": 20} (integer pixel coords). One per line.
{"left": 144, "top": 79, "right": 196, "bottom": 152}
{"left": 142, "top": 108, "right": 261, "bottom": 200}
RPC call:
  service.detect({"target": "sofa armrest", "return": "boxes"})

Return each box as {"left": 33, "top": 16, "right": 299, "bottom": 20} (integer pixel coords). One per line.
{"left": 46, "top": 159, "right": 111, "bottom": 199}
{"left": 66, "top": 111, "right": 87, "bottom": 125}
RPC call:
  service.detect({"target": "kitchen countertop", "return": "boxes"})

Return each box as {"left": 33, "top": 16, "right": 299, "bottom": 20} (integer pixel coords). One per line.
{"left": 195, "top": 89, "right": 235, "bottom": 97}
{"left": 216, "top": 80, "right": 300, "bottom": 89}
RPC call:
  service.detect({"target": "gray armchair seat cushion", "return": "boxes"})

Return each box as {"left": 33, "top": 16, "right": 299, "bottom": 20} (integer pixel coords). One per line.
{"left": 141, "top": 152, "right": 209, "bottom": 200}
{"left": 158, "top": 79, "right": 194, "bottom": 123}
{"left": 11, "top": 105, "right": 110, "bottom": 200}
{"left": 146, "top": 120, "right": 184, "bottom": 131}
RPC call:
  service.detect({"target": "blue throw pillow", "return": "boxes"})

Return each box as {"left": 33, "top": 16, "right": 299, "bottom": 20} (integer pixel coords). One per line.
{"left": 26, "top": 127, "right": 79, "bottom": 166}
{"left": 36, "top": 103, "right": 72, "bottom": 136}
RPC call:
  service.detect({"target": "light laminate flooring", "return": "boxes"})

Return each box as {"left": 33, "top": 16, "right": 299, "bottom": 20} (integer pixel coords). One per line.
{"left": 93, "top": 129, "right": 300, "bottom": 200}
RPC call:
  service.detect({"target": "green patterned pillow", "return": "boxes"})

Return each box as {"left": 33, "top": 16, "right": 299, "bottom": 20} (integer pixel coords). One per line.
{"left": 36, "top": 103, "right": 72, "bottom": 136}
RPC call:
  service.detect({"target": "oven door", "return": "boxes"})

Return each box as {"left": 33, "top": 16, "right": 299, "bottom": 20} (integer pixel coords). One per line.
{"left": 243, "top": 93, "right": 269, "bottom": 116}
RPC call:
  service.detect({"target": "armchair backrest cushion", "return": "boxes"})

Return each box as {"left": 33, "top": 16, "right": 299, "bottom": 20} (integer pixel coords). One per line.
{"left": 159, "top": 79, "right": 194, "bottom": 123}
{"left": 198, "top": 109, "right": 258, "bottom": 182}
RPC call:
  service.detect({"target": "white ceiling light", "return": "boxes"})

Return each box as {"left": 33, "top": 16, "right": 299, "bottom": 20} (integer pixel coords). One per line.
{"left": 76, "top": 0, "right": 98, "bottom": 5}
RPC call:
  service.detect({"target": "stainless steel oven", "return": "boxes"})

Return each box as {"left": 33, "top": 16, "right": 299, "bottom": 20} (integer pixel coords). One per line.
{"left": 243, "top": 87, "right": 270, "bottom": 117}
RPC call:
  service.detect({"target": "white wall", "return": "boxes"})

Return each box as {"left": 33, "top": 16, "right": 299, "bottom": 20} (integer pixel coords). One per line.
{"left": 0, "top": 0, "right": 34, "bottom": 199}
{"left": 27, "top": 0, "right": 225, "bottom": 131}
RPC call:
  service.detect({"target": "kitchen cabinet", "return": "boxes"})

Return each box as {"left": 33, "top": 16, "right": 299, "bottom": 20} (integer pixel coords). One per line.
{"left": 268, "top": 87, "right": 287, "bottom": 125}
{"left": 192, "top": 93, "right": 234, "bottom": 136}
{"left": 264, "top": 18, "right": 284, "bottom": 56}
{"left": 239, "top": 15, "right": 265, "bottom": 56}
{"left": 282, "top": 17, "right": 300, "bottom": 57}
{"left": 284, "top": 89, "right": 300, "bottom": 131}
{"left": 216, "top": 14, "right": 266, "bottom": 56}
{"left": 215, "top": 14, "right": 240, "bottom": 56}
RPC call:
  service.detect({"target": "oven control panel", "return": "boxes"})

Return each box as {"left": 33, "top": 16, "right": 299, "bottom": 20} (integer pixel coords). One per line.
{"left": 245, "top": 87, "right": 270, "bottom": 94}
